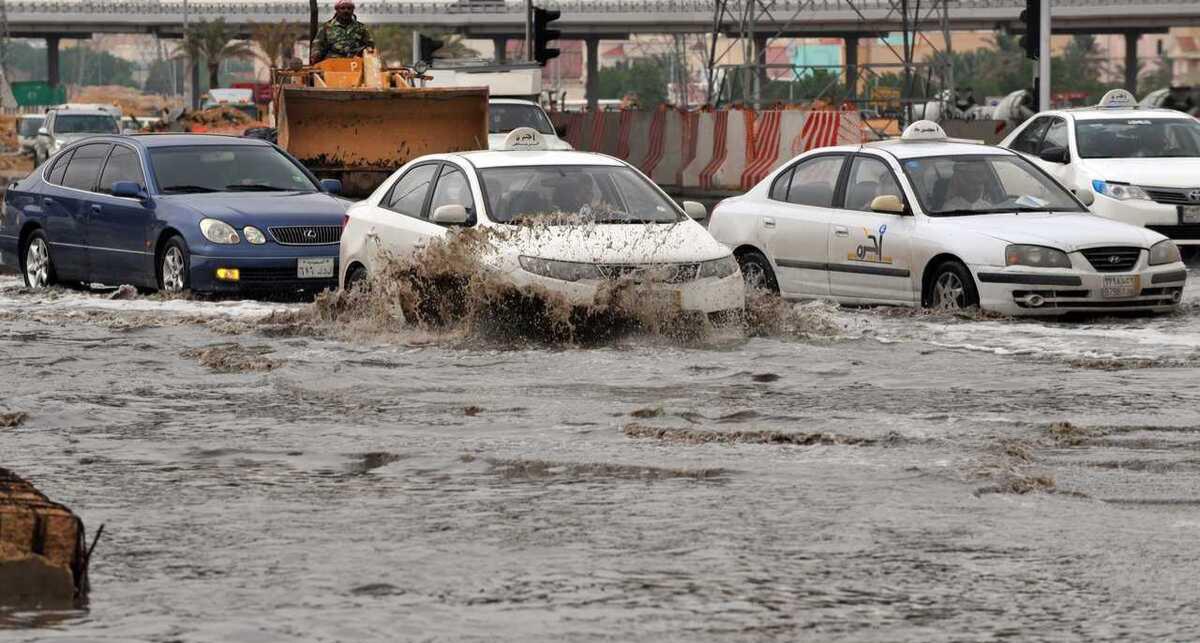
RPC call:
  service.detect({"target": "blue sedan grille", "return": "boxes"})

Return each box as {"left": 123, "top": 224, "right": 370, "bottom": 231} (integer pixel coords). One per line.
{"left": 268, "top": 225, "right": 342, "bottom": 246}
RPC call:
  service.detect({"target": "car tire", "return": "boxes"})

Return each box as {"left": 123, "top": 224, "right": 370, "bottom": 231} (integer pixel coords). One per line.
{"left": 736, "top": 249, "right": 779, "bottom": 294}
{"left": 157, "top": 236, "right": 191, "bottom": 294}
{"left": 344, "top": 264, "right": 368, "bottom": 291}
{"left": 20, "top": 230, "right": 57, "bottom": 289}
{"left": 925, "top": 260, "right": 979, "bottom": 310}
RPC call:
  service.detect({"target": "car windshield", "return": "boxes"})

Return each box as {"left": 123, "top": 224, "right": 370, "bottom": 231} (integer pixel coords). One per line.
{"left": 1075, "top": 118, "right": 1200, "bottom": 158}
{"left": 479, "top": 165, "right": 682, "bottom": 224}
{"left": 18, "top": 117, "right": 44, "bottom": 136}
{"left": 54, "top": 114, "right": 119, "bottom": 134}
{"left": 149, "top": 145, "right": 318, "bottom": 194}
{"left": 489, "top": 104, "right": 555, "bottom": 135}
{"left": 902, "top": 154, "right": 1085, "bottom": 216}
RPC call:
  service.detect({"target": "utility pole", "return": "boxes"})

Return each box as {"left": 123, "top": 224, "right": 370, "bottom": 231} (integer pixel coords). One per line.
{"left": 1038, "top": 0, "right": 1050, "bottom": 111}
{"left": 184, "top": 0, "right": 200, "bottom": 109}
{"left": 524, "top": 0, "right": 533, "bottom": 61}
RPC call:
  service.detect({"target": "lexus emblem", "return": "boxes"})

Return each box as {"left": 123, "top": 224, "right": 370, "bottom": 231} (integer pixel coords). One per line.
{"left": 303, "top": 228, "right": 317, "bottom": 239}
{"left": 1188, "top": 189, "right": 1200, "bottom": 203}
{"left": 1108, "top": 255, "right": 1121, "bottom": 264}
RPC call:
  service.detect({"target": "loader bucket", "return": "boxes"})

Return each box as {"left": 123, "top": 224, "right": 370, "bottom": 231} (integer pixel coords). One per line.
{"left": 276, "top": 86, "right": 488, "bottom": 197}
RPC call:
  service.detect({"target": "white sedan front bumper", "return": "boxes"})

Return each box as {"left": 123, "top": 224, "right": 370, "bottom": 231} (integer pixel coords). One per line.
{"left": 509, "top": 270, "right": 746, "bottom": 315}
{"left": 971, "top": 262, "right": 1187, "bottom": 315}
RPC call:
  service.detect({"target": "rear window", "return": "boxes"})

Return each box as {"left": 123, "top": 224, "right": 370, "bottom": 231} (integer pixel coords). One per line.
{"left": 60, "top": 143, "right": 112, "bottom": 192}
{"left": 46, "top": 149, "right": 74, "bottom": 185}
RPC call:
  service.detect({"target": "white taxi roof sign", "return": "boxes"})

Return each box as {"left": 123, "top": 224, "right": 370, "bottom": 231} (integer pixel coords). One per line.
{"left": 1097, "top": 89, "right": 1137, "bottom": 109}
{"left": 900, "top": 120, "right": 947, "bottom": 141}
{"left": 502, "top": 127, "right": 548, "bottom": 151}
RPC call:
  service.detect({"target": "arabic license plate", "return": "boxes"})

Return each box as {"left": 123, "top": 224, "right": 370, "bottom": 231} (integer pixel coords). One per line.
{"left": 297, "top": 257, "right": 334, "bottom": 279}
{"left": 1102, "top": 274, "right": 1139, "bottom": 298}
{"left": 1181, "top": 205, "right": 1200, "bottom": 224}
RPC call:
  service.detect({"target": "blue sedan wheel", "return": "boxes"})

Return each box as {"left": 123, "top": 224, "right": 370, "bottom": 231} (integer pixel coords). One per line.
{"left": 22, "top": 230, "right": 57, "bottom": 289}
{"left": 158, "top": 236, "right": 190, "bottom": 294}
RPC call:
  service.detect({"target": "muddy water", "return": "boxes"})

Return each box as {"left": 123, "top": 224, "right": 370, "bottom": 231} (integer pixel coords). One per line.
{"left": 3, "top": 273, "right": 1200, "bottom": 641}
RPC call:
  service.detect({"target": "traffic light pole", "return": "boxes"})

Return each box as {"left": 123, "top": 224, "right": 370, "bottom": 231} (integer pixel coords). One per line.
{"left": 524, "top": 0, "right": 533, "bottom": 62}
{"left": 1038, "top": 0, "right": 1050, "bottom": 111}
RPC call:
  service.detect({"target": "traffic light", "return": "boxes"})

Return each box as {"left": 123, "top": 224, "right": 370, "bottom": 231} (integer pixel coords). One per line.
{"left": 532, "top": 7, "right": 561, "bottom": 65}
{"left": 1018, "top": 0, "right": 1040, "bottom": 60}
{"left": 417, "top": 34, "right": 444, "bottom": 65}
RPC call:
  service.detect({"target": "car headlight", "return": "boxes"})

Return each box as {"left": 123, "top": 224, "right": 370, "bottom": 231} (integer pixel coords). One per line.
{"left": 1149, "top": 240, "right": 1181, "bottom": 266}
{"left": 242, "top": 225, "right": 267, "bottom": 245}
{"left": 1091, "top": 180, "right": 1149, "bottom": 201}
{"left": 1005, "top": 244, "right": 1072, "bottom": 268}
{"left": 697, "top": 255, "right": 739, "bottom": 279}
{"left": 200, "top": 218, "right": 240, "bottom": 244}
{"left": 518, "top": 256, "right": 602, "bottom": 281}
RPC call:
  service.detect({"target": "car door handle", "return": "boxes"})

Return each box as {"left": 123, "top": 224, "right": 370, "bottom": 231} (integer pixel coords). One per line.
{"left": 91, "top": 204, "right": 102, "bottom": 213}
{"left": 42, "top": 197, "right": 53, "bottom": 205}
{"left": 834, "top": 226, "right": 849, "bottom": 237}
{"left": 762, "top": 217, "right": 776, "bottom": 228}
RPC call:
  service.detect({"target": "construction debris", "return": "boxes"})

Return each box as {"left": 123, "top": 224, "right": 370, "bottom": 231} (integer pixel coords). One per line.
{"left": 0, "top": 467, "right": 91, "bottom": 608}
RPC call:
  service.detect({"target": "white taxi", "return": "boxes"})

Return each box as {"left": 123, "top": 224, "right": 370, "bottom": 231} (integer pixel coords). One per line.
{"left": 1000, "top": 89, "right": 1200, "bottom": 248}
{"left": 338, "top": 128, "right": 743, "bottom": 316}
{"left": 487, "top": 99, "right": 573, "bottom": 151}
{"left": 708, "top": 120, "right": 1187, "bottom": 315}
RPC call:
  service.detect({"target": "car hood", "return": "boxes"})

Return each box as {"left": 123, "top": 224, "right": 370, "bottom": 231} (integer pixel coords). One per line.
{"left": 495, "top": 219, "right": 729, "bottom": 264}
{"left": 932, "top": 212, "right": 1165, "bottom": 251}
{"left": 1079, "top": 158, "right": 1200, "bottom": 187}
{"left": 159, "top": 191, "right": 348, "bottom": 226}
{"left": 487, "top": 133, "right": 573, "bottom": 151}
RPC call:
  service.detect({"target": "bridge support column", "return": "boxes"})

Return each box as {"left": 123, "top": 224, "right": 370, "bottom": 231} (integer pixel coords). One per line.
{"left": 753, "top": 34, "right": 769, "bottom": 106}
{"left": 586, "top": 36, "right": 599, "bottom": 110}
{"left": 493, "top": 36, "right": 509, "bottom": 64}
{"left": 46, "top": 36, "right": 60, "bottom": 87}
{"left": 1124, "top": 32, "right": 1140, "bottom": 93}
{"left": 844, "top": 35, "right": 859, "bottom": 102}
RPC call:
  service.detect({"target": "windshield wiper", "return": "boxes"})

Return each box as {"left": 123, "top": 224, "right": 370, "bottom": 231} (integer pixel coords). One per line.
{"left": 161, "top": 184, "right": 217, "bottom": 193}
{"left": 930, "top": 208, "right": 989, "bottom": 217}
{"left": 224, "top": 184, "right": 296, "bottom": 192}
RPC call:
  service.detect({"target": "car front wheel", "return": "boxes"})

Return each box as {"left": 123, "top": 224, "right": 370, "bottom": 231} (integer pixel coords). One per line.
{"left": 737, "top": 250, "right": 779, "bottom": 293}
{"left": 158, "top": 236, "right": 190, "bottom": 294}
{"left": 926, "top": 260, "right": 979, "bottom": 310}
{"left": 21, "top": 230, "right": 57, "bottom": 289}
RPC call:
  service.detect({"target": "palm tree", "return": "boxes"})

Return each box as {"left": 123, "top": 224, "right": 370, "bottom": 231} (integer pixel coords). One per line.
{"left": 176, "top": 18, "right": 255, "bottom": 91}
{"left": 371, "top": 25, "right": 478, "bottom": 66}
{"left": 251, "top": 20, "right": 302, "bottom": 70}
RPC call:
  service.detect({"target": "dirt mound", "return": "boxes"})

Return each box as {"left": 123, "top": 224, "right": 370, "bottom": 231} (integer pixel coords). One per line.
{"left": 0, "top": 468, "right": 90, "bottom": 607}
{"left": 70, "top": 85, "right": 178, "bottom": 117}
{"left": 183, "top": 343, "right": 280, "bottom": 373}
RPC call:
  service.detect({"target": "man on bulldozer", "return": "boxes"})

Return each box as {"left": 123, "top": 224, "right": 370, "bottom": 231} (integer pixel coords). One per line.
{"left": 310, "top": 0, "right": 375, "bottom": 64}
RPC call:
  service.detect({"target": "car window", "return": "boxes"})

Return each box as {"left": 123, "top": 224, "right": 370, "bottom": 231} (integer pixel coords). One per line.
{"left": 785, "top": 155, "right": 844, "bottom": 208}
{"left": 385, "top": 164, "right": 437, "bottom": 218}
{"left": 1041, "top": 118, "right": 1068, "bottom": 153}
{"left": 428, "top": 165, "right": 474, "bottom": 218}
{"left": 52, "top": 114, "right": 120, "bottom": 135}
{"left": 97, "top": 146, "right": 146, "bottom": 195}
{"left": 901, "top": 154, "right": 1085, "bottom": 216}
{"left": 479, "top": 165, "right": 681, "bottom": 224}
{"left": 149, "top": 145, "right": 316, "bottom": 194}
{"left": 1075, "top": 118, "right": 1200, "bottom": 158}
{"left": 843, "top": 156, "right": 904, "bottom": 212}
{"left": 60, "top": 143, "right": 112, "bottom": 192}
{"left": 46, "top": 149, "right": 74, "bottom": 186}
{"left": 489, "top": 103, "right": 555, "bottom": 135}
{"left": 1010, "top": 117, "right": 1051, "bottom": 154}
{"left": 769, "top": 167, "right": 793, "bottom": 201}
{"left": 609, "top": 167, "right": 677, "bottom": 220}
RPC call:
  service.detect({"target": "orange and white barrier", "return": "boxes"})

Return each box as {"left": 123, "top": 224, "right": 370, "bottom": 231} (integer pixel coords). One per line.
{"left": 680, "top": 110, "right": 720, "bottom": 189}
{"left": 672, "top": 111, "right": 700, "bottom": 188}
{"left": 740, "top": 110, "right": 782, "bottom": 190}
{"left": 639, "top": 108, "right": 669, "bottom": 181}
{"left": 622, "top": 111, "right": 655, "bottom": 166}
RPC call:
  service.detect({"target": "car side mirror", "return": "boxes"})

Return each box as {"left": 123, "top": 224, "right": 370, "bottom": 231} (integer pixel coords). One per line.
{"left": 320, "top": 178, "right": 342, "bottom": 195}
{"left": 682, "top": 200, "right": 707, "bottom": 220}
{"left": 111, "top": 181, "right": 147, "bottom": 200}
{"left": 1073, "top": 187, "right": 1095, "bottom": 206}
{"left": 431, "top": 203, "right": 469, "bottom": 225}
{"left": 869, "top": 194, "right": 906, "bottom": 214}
{"left": 36, "top": 127, "right": 48, "bottom": 137}
{"left": 1039, "top": 146, "right": 1070, "bottom": 164}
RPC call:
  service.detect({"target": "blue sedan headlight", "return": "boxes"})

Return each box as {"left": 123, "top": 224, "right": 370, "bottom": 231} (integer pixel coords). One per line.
{"left": 200, "top": 218, "right": 240, "bottom": 244}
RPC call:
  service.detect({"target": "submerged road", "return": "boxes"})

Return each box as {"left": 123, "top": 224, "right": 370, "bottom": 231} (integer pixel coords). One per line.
{"left": 2, "top": 273, "right": 1200, "bottom": 640}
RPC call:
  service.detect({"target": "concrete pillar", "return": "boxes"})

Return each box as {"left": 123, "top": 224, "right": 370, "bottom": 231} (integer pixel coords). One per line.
{"left": 753, "top": 34, "right": 769, "bottom": 106}
{"left": 844, "top": 35, "right": 859, "bottom": 102}
{"left": 1124, "top": 32, "right": 1140, "bottom": 93}
{"left": 46, "top": 36, "right": 60, "bottom": 87}
{"left": 493, "top": 36, "right": 509, "bottom": 64}
{"left": 586, "top": 37, "right": 599, "bottom": 110}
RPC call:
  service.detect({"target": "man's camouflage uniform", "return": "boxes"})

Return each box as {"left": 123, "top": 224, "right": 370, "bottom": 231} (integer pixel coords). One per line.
{"left": 311, "top": 19, "right": 374, "bottom": 63}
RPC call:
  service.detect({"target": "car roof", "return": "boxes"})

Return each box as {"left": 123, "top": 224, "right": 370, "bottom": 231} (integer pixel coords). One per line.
{"left": 125, "top": 133, "right": 272, "bottom": 148}
{"left": 861, "top": 139, "right": 1018, "bottom": 160}
{"left": 488, "top": 98, "right": 539, "bottom": 106}
{"left": 50, "top": 108, "right": 116, "bottom": 117}
{"left": 453, "top": 149, "right": 624, "bottom": 168}
{"left": 1041, "top": 108, "right": 1193, "bottom": 121}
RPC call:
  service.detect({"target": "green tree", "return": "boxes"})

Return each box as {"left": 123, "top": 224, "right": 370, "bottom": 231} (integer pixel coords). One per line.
{"left": 2, "top": 39, "right": 138, "bottom": 87}
{"left": 1050, "top": 35, "right": 1108, "bottom": 100}
{"left": 251, "top": 20, "right": 303, "bottom": 69}
{"left": 1138, "top": 52, "right": 1175, "bottom": 96}
{"left": 175, "top": 19, "right": 255, "bottom": 90}
{"left": 371, "top": 25, "right": 478, "bottom": 66}
{"left": 596, "top": 57, "right": 670, "bottom": 105}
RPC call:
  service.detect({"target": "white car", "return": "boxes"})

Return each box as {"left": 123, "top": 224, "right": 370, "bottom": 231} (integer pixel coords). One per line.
{"left": 487, "top": 99, "right": 572, "bottom": 151}
{"left": 708, "top": 120, "right": 1187, "bottom": 315}
{"left": 339, "top": 128, "right": 743, "bottom": 316}
{"left": 1000, "top": 89, "right": 1200, "bottom": 249}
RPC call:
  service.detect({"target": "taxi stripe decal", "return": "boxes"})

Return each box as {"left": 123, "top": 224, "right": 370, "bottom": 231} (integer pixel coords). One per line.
{"left": 776, "top": 258, "right": 910, "bottom": 278}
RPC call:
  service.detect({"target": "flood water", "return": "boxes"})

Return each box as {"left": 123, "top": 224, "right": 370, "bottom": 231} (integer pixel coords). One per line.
{"left": 3, "top": 271, "right": 1200, "bottom": 641}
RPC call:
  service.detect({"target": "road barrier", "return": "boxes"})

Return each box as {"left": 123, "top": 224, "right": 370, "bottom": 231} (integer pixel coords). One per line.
{"left": 552, "top": 107, "right": 862, "bottom": 192}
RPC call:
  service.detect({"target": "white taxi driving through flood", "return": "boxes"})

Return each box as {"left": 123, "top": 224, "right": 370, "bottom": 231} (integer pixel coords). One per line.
{"left": 338, "top": 128, "right": 744, "bottom": 316}
{"left": 707, "top": 120, "right": 1188, "bottom": 315}
{"left": 1000, "top": 89, "right": 1200, "bottom": 250}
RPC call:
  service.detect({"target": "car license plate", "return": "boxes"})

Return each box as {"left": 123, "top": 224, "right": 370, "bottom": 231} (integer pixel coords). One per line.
{"left": 297, "top": 257, "right": 334, "bottom": 279}
{"left": 1181, "top": 205, "right": 1200, "bottom": 224}
{"left": 1102, "top": 274, "right": 1139, "bottom": 298}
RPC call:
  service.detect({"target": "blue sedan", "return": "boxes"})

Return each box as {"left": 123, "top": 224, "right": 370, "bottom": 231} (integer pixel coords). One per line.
{"left": 0, "top": 134, "right": 349, "bottom": 294}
